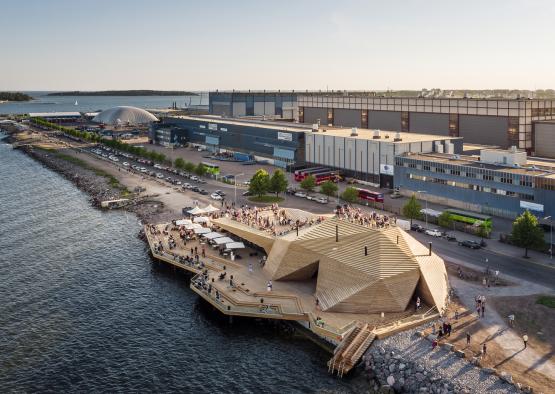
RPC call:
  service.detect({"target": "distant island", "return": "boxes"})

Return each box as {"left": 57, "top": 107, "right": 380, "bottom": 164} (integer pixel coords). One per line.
{"left": 47, "top": 90, "right": 198, "bottom": 97}
{"left": 0, "top": 92, "right": 33, "bottom": 102}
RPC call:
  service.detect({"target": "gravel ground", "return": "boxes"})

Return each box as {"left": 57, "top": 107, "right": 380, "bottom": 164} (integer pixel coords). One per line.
{"left": 364, "top": 323, "right": 521, "bottom": 394}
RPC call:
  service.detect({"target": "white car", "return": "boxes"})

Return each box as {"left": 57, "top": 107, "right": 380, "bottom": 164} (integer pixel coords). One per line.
{"left": 183, "top": 183, "right": 192, "bottom": 189}
{"left": 122, "top": 162, "right": 129, "bottom": 167}
{"left": 425, "top": 229, "right": 443, "bottom": 237}
{"left": 210, "top": 192, "right": 223, "bottom": 200}
{"left": 294, "top": 191, "right": 307, "bottom": 198}
{"left": 156, "top": 173, "right": 164, "bottom": 179}
{"left": 315, "top": 197, "right": 329, "bottom": 204}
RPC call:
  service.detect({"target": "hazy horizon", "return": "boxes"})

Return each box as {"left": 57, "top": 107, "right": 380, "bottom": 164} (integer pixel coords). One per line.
{"left": 2, "top": 0, "right": 555, "bottom": 91}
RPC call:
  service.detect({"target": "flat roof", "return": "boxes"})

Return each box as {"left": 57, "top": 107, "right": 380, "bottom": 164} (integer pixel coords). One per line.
{"left": 168, "top": 115, "right": 313, "bottom": 133}
{"left": 311, "top": 128, "right": 458, "bottom": 143}
{"left": 29, "top": 112, "right": 81, "bottom": 117}
{"left": 400, "top": 152, "right": 555, "bottom": 177}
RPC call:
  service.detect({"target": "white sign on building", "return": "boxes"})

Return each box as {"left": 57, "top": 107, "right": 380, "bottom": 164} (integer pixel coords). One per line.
{"left": 379, "top": 164, "right": 394, "bottom": 175}
{"left": 520, "top": 200, "right": 544, "bottom": 212}
{"left": 208, "top": 123, "right": 218, "bottom": 131}
{"left": 277, "top": 132, "right": 292, "bottom": 142}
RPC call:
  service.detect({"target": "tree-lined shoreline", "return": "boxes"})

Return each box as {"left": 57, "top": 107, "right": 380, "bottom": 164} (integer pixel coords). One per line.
{"left": 47, "top": 90, "right": 198, "bottom": 96}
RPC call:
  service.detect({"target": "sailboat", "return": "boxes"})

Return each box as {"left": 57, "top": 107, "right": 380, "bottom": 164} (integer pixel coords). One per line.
{"left": 74, "top": 100, "right": 78, "bottom": 106}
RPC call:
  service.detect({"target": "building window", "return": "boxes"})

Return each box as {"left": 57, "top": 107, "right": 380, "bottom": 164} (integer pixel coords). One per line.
{"left": 449, "top": 114, "right": 459, "bottom": 137}
{"left": 361, "top": 110, "right": 368, "bottom": 128}
{"left": 423, "top": 165, "right": 431, "bottom": 171}
{"left": 483, "top": 174, "right": 494, "bottom": 181}
{"left": 401, "top": 112, "right": 409, "bottom": 132}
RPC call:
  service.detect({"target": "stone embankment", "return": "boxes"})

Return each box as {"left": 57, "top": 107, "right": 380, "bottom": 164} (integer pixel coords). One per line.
{"left": 363, "top": 324, "right": 525, "bottom": 394}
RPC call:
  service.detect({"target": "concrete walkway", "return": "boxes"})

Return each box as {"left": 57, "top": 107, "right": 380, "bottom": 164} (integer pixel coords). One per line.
{"left": 450, "top": 273, "right": 555, "bottom": 379}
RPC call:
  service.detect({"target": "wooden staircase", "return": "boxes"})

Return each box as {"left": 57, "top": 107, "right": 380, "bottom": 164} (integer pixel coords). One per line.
{"left": 327, "top": 322, "right": 375, "bottom": 377}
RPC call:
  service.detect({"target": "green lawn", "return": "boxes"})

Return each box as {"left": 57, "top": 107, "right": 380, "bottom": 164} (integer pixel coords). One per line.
{"left": 536, "top": 295, "right": 555, "bottom": 308}
{"left": 248, "top": 195, "right": 284, "bottom": 203}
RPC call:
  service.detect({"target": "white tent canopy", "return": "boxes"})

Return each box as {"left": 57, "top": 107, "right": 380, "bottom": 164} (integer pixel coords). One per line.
{"left": 193, "top": 227, "right": 211, "bottom": 234}
{"left": 213, "top": 236, "right": 235, "bottom": 245}
{"left": 203, "top": 232, "right": 225, "bottom": 240}
{"left": 225, "top": 242, "right": 246, "bottom": 249}
{"left": 184, "top": 223, "right": 203, "bottom": 230}
{"left": 187, "top": 206, "right": 206, "bottom": 215}
{"left": 420, "top": 208, "right": 442, "bottom": 218}
{"left": 176, "top": 219, "right": 192, "bottom": 226}
{"left": 203, "top": 204, "right": 220, "bottom": 213}
{"left": 193, "top": 216, "right": 210, "bottom": 223}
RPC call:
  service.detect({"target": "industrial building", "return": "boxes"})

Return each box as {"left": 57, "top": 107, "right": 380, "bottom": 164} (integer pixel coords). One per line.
{"left": 305, "top": 128, "right": 462, "bottom": 188}
{"left": 394, "top": 147, "right": 555, "bottom": 219}
{"left": 29, "top": 112, "right": 82, "bottom": 122}
{"left": 209, "top": 91, "right": 555, "bottom": 153}
{"left": 533, "top": 120, "right": 555, "bottom": 158}
{"left": 150, "top": 115, "right": 311, "bottom": 168}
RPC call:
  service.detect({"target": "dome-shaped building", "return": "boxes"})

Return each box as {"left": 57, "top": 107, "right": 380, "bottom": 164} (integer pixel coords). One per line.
{"left": 93, "top": 106, "right": 158, "bottom": 125}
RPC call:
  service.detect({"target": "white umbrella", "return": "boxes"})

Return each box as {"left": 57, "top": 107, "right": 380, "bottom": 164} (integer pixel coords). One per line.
{"left": 187, "top": 206, "right": 206, "bottom": 215}
{"left": 213, "top": 236, "right": 235, "bottom": 245}
{"left": 203, "top": 204, "right": 220, "bottom": 213}
{"left": 194, "top": 216, "right": 210, "bottom": 223}
{"left": 226, "top": 242, "right": 245, "bottom": 249}
{"left": 204, "top": 232, "right": 225, "bottom": 240}
{"left": 176, "top": 219, "right": 192, "bottom": 225}
{"left": 194, "top": 227, "right": 211, "bottom": 234}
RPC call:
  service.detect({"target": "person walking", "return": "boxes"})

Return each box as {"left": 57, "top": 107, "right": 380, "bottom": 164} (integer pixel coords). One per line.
{"left": 416, "top": 297, "right": 421, "bottom": 310}
{"left": 481, "top": 303, "right": 485, "bottom": 318}
{"left": 523, "top": 333, "right": 529, "bottom": 349}
{"left": 466, "top": 332, "right": 471, "bottom": 346}
{"left": 248, "top": 262, "right": 253, "bottom": 275}
{"left": 508, "top": 314, "right": 515, "bottom": 327}
{"left": 482, "top": 343, "right": 487, "bottom": 359}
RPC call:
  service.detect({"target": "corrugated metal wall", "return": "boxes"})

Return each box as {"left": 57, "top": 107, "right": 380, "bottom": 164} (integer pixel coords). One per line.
{"left": 368, "top": 111, "right": 401, "bottom": 131}
{"left": 232, "top": 102, "right": 246, "bottom": 116}
{"left": 534, "top": 123, "right": 555, "bottom": 158}
{"left": 409, "top": 113, "right": 449, "bottom": 136}
{"left": 211, "top": 103, "right": 231, "bottom": 116}
{"left": 333, "top": 109, "right": 361, "bottom": 128}
{"left": 303, "top": 107, "right": 329, "bottom": 125}
{"left": 459, "top": 115, "right": 508, "bottom": 147}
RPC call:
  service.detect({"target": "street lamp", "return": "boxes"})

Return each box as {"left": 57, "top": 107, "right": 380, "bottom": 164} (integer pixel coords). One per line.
{"left": 417, "top": 190, "right": 428, "bottom": 228}
{"left": 544, "top": 215, "right": 552, "bottom": 259}
{"left": 234, "top": 173, "right": 244, "bottom": 207}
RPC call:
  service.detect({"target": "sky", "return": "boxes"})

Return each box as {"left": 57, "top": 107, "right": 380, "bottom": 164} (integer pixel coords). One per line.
{"left": 1, "top": 0, "right": 554, "bottom": 91}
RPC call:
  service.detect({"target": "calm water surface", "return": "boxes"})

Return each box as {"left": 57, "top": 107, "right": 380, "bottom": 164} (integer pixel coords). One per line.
{"left": 0, "top": 139, "right": 362, "bottom": 393}
{"left": 0, "top": 91, "right": 208, "bottom": 114}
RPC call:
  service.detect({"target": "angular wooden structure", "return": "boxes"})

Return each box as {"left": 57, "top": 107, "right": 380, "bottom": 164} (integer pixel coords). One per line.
{"left": 212, "top": 210, "right": 448, "bottom": 315}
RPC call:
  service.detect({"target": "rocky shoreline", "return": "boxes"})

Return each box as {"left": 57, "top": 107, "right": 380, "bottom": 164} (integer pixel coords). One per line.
{"left": 362, "top": 324, "right": 523, "bottom": 394}
{"left": 1, "top": 132, "right": 169, "bottom": 224}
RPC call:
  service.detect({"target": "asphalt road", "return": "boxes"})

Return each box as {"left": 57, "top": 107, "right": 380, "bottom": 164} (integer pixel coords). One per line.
{"left": 411, "top": 232, "right": 555, "bottom": 289}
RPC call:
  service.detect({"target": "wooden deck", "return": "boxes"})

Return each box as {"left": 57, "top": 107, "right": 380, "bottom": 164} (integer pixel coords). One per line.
{"left": 144, "top": 223, "right": 440, "bottom": 374}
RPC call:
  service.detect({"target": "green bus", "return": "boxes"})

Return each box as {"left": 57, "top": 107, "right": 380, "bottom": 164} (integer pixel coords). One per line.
{"left": 445, "top": 209, "right": 492, "bottom": 225}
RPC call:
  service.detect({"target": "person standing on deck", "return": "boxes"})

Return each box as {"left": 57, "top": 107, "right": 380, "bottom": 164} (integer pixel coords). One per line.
{"left": 248, "top": 263, "right": 253, "bottom": 275}
{"left": 523, "top": 333, "right": 529, "bottom": 348}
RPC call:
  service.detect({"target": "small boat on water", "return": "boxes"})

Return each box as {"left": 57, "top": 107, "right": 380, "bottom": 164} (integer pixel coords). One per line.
{"left": 74, "top": 100, "right": 78, "bottom": 106}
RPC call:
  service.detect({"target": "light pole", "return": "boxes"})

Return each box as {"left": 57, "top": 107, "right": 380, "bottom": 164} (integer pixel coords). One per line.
{"left": 417, "top": 190, "right": 428, "bottom": 228}
{"left": 234, "top": 172, "right": 244, "bottom": 207}
{"left": 544, "top": 215, "right": 552, "bottom": 259}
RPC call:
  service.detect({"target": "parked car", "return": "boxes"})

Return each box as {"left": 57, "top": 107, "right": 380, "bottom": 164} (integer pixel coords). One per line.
{"left": 315, "top": 197, "right": 329, "bottom": 204}
{"left": 183, "top": 183, "right": 192, "bottom": 189}
{"left": 214, "top": 190, "right": 226, "bottom": 196}
{"left": 242, "top": 190, "right": 252, "bottom": 196}
{"left": 190, "top": 175, "right": 199, "bottom": 181}
{"left": 306, "top": 195, "right": 314, "bottom": 201}
{"left": 390, "top": 191, "right": 402, "bottom": 199}
{"left": 443, "top": 233, "right": 457, "bottom": 241}
{"left": 199, "top": 189, "right": 209, "bottom": 195}
{"left": 192, "top": 186, "right": 201, "bottom": 192}
{"left": 425, "top": 229, "right": 443, "bottom": 237}
{"left": 458, "top": 240, "right": 481, "bottom": 249}
{"left": 210, "top": 192, "right": 223, "bottom": 200}
{"left": 197, "top": 178, "right": 207, "bottom": 184}
{"left": 122, "top": 162, "right": 129, "bottom": 167}
{"left": 294, "top": 191, "right": 307, "bottom": 198}
{"left": 411, "top": 224, "right": 424, "bottom": 232}
{"left": 156, "top": 173, "right": 164, "bottom": 179}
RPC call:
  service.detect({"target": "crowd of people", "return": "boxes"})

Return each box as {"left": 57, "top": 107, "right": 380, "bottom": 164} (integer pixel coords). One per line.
{"left": 223, "top": 204, "right": 326, "bottom": 236}
{"left": 335, "top": 204, "right": 396, "bottom": 229}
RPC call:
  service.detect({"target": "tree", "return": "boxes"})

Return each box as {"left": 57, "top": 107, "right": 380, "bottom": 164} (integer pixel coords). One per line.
{"left": 437, "top": 211, "right": 453, "bottom": 229}
{"left": 184, "top": 161, "right": 195, "bottom": 172}
{"left": 341, "top": 187, "right": 359, "bottom": 204}
{"left": 269, "top": 170, "right": 288, "bottom": 197}
{"left": 402, "top": 194, "right": 422, "bottom": 225}
{"left": 320, "top": 180, "right": 338, "bottom": 197}
{"left": 194, "top": 163, "right": 207, "bottom": 177}
{"left": 174, "top": 157, "right": 185, "bottom": 169}
{"left": 511, "top": 210, "right": 545, "bottom": 258}
{"left": 300, "top": 175, "right": 316, "bottom": 193}
{"left": 477, "top": 220, "right": 492, "bottom": 239}
{"left": 249, "top": 169, "right": 270, "bottom": 197}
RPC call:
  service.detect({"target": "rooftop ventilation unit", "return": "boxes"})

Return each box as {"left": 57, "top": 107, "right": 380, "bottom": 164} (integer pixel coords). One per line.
{"left": 351, "top": 127, "right": 358, "bottom": 136}
{"left": 394, "top": 132, "right": 402, "bottom": 142}
{"left": 510, "top": 145, "right": 518, "bottom": 153}
{"left": 373, "top": 129, "right": 381, "bottom": 139}
{"left": 311, "top": 123, "right": 319, "bottom": 132}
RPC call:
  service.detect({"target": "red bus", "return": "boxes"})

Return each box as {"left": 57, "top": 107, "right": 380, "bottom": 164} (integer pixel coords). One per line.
{"left": 314, "top": 171, "right": 340, "bottom": 185}
{"left": 357, "top": 188, "right": 384, "bottom": 202}
{"left": 294, "top": 167, "right": 327, "bottom": 181}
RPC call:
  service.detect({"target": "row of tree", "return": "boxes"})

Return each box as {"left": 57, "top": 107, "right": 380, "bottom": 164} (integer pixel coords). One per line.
{"left": 174, "top": 157, "right": 207, "bottom": 177}
{"left": 249, "top": 169, "right": 288, "bottom": 197}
